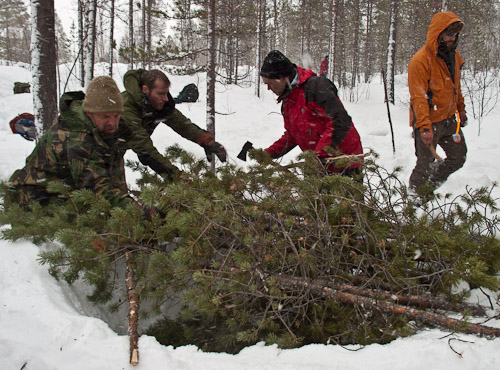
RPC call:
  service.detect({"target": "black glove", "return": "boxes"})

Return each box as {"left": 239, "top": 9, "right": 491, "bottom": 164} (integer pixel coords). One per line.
{"left": 204, "top": 142, "right": 227, "bottom": 163}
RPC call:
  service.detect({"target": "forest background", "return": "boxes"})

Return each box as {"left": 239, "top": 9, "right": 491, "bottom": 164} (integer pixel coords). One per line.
{"left": 2, "top": 0, "right": 499, "bottom": 133}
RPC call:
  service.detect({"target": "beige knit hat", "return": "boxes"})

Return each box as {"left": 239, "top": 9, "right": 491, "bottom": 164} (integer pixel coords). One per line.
{"left": 82, "top": 76, "right": 123, "bottom": 113}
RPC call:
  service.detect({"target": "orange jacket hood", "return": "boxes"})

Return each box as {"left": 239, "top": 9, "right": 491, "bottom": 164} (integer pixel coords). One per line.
{"left": 425, "top": 12, "right": 462, "bottom": 56}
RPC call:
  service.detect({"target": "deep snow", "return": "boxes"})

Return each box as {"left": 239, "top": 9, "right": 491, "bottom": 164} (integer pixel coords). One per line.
{"left": 1, "top": 62, "right": 499, "bottom": 370}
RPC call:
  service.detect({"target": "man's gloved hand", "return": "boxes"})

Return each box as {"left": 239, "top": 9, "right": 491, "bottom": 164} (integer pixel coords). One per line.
{"left": 204, "top": 142, "right": 227, "bottom": 163}
{"left": 144, "top": 206, "right": 166, "bottom": 221}
{"left": 197, "top": 131, "right": 216, "bottom": 146}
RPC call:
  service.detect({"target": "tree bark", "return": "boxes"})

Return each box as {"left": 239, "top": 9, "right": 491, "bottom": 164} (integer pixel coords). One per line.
{"left": 84, "top": 0, "right": 97, "bottom": 87}
{"left": 128, "top": 0, "right": 134, "bottom": 69}
{"left": 126, "top": 252, "right": 140, "bottom": 366}
{"left": 206, "top": 0, "right": 216, "bottom": 172}
{"left": 363, "top": 0, "right": 374, "bottom": 82}
{"left": 254, "top": 0, "right": 265, "bottom": 98}
{"left": 109, "top": 0, "right": 115, "bottom": 77}
{"left": 386, "top": 0, "right": 398, "bottom": 104}
{"left": 349, "top": 0, "right": 360, "bottom": 100}
{"left": 327, "top": 0, "right": 337, "bottom": 83}
{"left": 78, "top": 0, "right": 85, "bottom": 85}
{"left": 272, "top": 273, "right": 500, "bottom": 338}
{"left": 30, "top": 0, "right": 57, "bottom": 132}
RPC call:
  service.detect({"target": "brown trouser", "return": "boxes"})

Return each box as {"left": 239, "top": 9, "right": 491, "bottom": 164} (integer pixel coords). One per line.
{"left": 409, "top": 117, "right": 467, "bottom": 191}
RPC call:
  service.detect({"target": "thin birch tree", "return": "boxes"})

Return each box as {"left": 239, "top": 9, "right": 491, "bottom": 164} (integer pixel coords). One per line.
{"left": 206, "top": 0, "right": 216, "bottom": 172}
{"left": 254, "top": 0, "right": 265, "bottom": 97}
{"left": 327, "top": 0, "right": 338, "bottom": 83}
{"left": 386, "top": 0, "right": 398, "bottom": 104}
{"left": 78, "top": 0, "right": 85, "bottom": 85}
{"left": 109, "top": 0, "right": 115, "bottom": 77}
{"left": 363, "top": 0, "right": 374, "bottom": 82}
{"left": 84, "top": 0, "right": 97, "bottom": 87}
{"left": 129, "top": 0, "right": 134, "bottom": 69}
{"left": 349, "top": 0, "right": 361, "bottom": 101}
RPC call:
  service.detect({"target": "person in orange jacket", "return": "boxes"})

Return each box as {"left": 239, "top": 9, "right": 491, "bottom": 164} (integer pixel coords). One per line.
{"left": 408, "top": 11, "right": 468, "bottom": 196}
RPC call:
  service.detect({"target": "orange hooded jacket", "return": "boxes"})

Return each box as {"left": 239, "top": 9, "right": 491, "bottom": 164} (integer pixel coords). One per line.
{"left": 408, "top": 12, "right": 466, "bottom": 132}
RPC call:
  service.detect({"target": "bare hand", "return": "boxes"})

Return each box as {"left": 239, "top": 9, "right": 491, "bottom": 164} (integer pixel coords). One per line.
{"left": 459, "top": 111, "right": 468, "bottom": 127}
{"left": 420, "top": 130, "right": 434, "bottom": 146}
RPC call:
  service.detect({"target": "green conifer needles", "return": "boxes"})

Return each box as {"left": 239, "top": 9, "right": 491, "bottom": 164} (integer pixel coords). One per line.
{"left": 1, "top": 148, "right": 499, "bottom": 352}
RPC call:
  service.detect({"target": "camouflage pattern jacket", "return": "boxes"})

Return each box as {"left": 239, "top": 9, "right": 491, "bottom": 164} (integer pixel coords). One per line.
{"left": 10, "top": 92, "right": 131, "bottom": 208}
{"left": 117, "top": 69, "right": 206, "bottom": 180}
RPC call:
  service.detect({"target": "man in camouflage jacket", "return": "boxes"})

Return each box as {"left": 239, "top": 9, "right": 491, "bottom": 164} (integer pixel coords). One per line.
{"left": 10, "top": 76, "right": 133, "bottom": 208}
{"left": 117, "top": 69, "right": 226, "bottom": 180}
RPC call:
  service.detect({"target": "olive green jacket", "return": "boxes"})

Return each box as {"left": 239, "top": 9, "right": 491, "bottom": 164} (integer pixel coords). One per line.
{"left": 117, "top": 69, "right": 206, "bottom": 179}
{"left": 10, "top": 92, "right": 131, "bottom": 208}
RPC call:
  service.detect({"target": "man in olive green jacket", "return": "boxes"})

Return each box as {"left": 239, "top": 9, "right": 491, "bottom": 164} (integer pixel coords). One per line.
{"left": 10, "top": 76, "right": 133, "bottom": 208}
{"left": 117, "top": 69, "right": 226, "bottom": 180}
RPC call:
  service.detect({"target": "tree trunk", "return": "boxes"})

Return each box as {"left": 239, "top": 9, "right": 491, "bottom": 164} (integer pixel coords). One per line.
{"left": 255, "top": 0, "right": 265, "bottom": 98}
{"left": 78, "top": 0, "right": 85, "bottom": 85}
{"left": 84, "top": 0, "right": 97, "bottom": 87}
{"left": 147, "top": 0, "right": 152, "bottom": 69}
{"left": 141, "top": 0, "right": 146, "bottom": 68}
{"left": 129, "top": 0, "right": 134, "bottom": 69}
{"left": 350, "top": 0, "right": 361, "bottom": 101}
{"left": 30, "top": 0, "right": 58, "bottom": 132}
{"left": 109, "top": 0, "right": 115, "bottom": 77}
{"left": 363, "top": 0, "right": 374, "bottom": 82}
{"left": 386, "top": 0, "right": 398, "bottom": 104}
{"left": 327, "top": 0, "right": 338, "bottom": 83}
{"left": 206, "top": 0, "right": 216, "bottom": 172}
{"left": 126, "top": 252, "right": 140, "bottom": 366}
{"left": 337, "top": 0, "right": 346, "bottom": 88}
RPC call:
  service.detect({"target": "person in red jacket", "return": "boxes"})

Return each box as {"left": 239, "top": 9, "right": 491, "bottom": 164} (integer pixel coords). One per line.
{"left": 260, "top": 50, "right": 363, "bottom": 178}
{"left": 320, "top": 55, "right": 328, "bottom": 76}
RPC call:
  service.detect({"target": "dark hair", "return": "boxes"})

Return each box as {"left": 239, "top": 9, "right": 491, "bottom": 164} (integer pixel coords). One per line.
{"left": 140, "top": 69, "right": 171, "bottom": 90}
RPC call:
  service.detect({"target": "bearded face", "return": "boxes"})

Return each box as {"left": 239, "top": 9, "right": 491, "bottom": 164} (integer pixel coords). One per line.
{"left": 438, "top": 21, "right": 463, "bottom": 53}
{"left": 438, "top": 31, "right": 458, "bottom": 52}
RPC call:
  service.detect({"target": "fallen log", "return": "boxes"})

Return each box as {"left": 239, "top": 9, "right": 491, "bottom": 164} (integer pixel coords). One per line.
{"left": 271, "top": 273, "right": 500, "bottom": 338}
{"left": 327, "top": 280, "right": 486, "bottom": 317}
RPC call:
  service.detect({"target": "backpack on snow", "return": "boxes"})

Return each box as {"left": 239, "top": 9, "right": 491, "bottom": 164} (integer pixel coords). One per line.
{"left": 173, "top": 83, "right": 199, "bottom": 104}
{"left": 9, "top": 113, "right": 37, "bottom": 141}
{"left": 13, "top": 82, "right": 31, "bottom": 94}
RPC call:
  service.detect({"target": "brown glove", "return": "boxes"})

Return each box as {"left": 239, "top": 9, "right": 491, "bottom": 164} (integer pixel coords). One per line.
{"left": 197, "top": 131, "right": 215, "bottom": 147}
{"left": 204, "top": 143, "right": 227, "bottom": 163}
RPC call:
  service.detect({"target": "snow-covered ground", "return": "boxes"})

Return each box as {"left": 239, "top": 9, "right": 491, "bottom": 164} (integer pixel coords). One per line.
{"left": 1, "top": 62, "right": 499, "bottom": 369}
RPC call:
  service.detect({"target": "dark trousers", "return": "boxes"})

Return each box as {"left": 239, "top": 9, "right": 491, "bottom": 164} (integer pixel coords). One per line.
{"left": 409, "top": 117, "right": 467, "bottom": 191}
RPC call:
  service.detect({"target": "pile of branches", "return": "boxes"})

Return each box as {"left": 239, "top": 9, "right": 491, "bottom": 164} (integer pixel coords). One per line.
{"left": 1, "top": 146, "right": 500, "bottom": 357}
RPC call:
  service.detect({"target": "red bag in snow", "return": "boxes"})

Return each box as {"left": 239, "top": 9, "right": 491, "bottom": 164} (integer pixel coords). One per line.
{"left": 9, "top": 113, "right": 37, "bottom": 141}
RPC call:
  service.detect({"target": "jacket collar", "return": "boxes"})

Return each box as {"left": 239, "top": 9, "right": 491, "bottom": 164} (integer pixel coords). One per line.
{"left": 277, "top": 66, "right": 316, "bottom": 102}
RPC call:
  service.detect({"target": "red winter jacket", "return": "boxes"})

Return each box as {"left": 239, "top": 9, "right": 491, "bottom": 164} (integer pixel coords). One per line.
{"left": 265, "top": 66, "right": 363, "bottom": 172}
{"left": 320, "top": 58, "right": 328, "bottom": 75}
